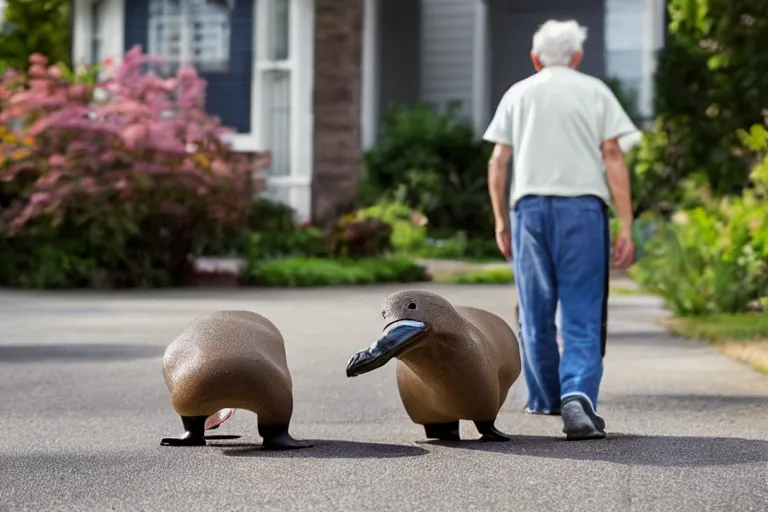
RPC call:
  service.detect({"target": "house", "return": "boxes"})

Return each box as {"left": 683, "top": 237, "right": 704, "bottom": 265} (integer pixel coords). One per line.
{"left": 71, "top": 0, "right": 667, "bottom": 224}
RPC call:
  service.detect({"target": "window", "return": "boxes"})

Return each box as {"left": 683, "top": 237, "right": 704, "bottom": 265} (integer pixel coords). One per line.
{"left": 605, "top": 0, "right": 644, "bottom": 100}
{"left": 90, "top": 0, "right": 106, "bottom": 65}
{"left": 148, "top": 0, "right": 234, "bottom": 73}
{"left": 256, "top": 0, "right": 292, "bottom": 177}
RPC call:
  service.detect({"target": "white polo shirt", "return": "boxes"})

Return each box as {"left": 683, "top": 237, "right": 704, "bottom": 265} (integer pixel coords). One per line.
{"left": 483, "top": 66, "right": 638, "bottom": 208}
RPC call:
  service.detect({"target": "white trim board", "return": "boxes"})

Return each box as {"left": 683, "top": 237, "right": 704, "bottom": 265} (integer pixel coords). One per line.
{"left": 72, "top": 0, "right": 125, "bottom": 67}
{"left": 471, "top": 0, "right": 490, "bottom": 135}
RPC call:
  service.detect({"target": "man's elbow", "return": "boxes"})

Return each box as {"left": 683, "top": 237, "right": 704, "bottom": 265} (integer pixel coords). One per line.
{"left": 488, "top": 145, "right": 511, "bottom": 173}
{"left": 602, "top": 139, "right": 624, "bottom": 163}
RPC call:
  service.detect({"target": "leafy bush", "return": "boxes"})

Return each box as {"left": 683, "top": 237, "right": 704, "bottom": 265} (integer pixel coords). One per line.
{"left": 0, "top": 0, "right": 71, "bottom": 72}
{"left": 248, "top": 227, "right": 328, "bottom": 261}
{"left": 629, "top": 0, "right": 768, "bottom": 216}
{"left": 630, "top": 123, "right": 768, "bottom": 315}
{"left": 328, "top": 214, "right": 393, "bottom": 259}
{"left": 355, "top": 200, "right": 427, "bottom": 253}
{"left": 439, "top": 267, "right": 514, "bottom": 285}
{"left": 360, "top": 103, "right": 493, "bottom": 235}
{"left": 412, "top": 232, "right": 500, "bottom": 261}
{"left": 0, "top": 49, "right": 267, "bottom": 288}
{"left": 249, "top": 257, "right": 429, "bottom": 287}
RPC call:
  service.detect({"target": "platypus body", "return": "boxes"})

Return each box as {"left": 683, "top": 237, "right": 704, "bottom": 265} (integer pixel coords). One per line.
{"left": 346, "top": 291, "right": 521, "bottom": 441}
{"left": 161, "top": 310, "right": 311, "bottom": 450}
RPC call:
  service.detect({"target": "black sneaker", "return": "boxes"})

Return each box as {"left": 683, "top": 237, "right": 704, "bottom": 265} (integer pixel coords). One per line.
{"left": 561, "top": 395, "right": 606, "bottom": 440}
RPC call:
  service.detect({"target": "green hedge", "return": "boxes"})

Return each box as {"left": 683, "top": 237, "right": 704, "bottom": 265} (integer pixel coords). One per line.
{"left": 249, "top": 257, "right": 430, "bottom": 287}
{"left": 439, "top": 267, "right": 513, "bottom": 284}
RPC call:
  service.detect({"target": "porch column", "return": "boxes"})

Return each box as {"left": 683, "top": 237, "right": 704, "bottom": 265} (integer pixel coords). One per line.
{"left": 311, "top": 0, "right": 364, "bottom": 226}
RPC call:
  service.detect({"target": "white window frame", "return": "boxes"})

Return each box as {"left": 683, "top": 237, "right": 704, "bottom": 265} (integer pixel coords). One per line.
{"left": 228, "top": 0, "right": 314, "bottom": 221}
{"left": 90, "top": 0, "right": 106, "bottom": 65}
{"left": 147, "top": 0, "right": 233, "bottom": 73}
{"left": 72, "top": 0, "right": 125, "bottom": 69}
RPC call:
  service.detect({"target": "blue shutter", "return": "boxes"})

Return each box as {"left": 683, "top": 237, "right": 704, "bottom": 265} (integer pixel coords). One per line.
{"left": 123, "top": 0, "right": 253, "bottom": 133}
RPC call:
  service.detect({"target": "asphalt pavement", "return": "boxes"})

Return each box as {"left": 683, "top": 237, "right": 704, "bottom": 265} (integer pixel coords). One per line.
{"left": 1, "top": 284, "right": 767, "bottom": 512}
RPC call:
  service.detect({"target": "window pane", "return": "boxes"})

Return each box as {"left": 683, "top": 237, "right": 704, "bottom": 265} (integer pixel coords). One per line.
{"left": 269, "top": 0, "right": 290, "bottom": 61}
{"left": 263, "top": 70, "right": 291, "bottom": 176}
{"left": 190, "top": 0, "right": 232, "bottom": 68}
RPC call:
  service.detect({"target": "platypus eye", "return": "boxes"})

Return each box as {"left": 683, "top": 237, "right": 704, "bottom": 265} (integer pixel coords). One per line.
{"left": 407, "top": 303, "right": 417, "bottom": 310}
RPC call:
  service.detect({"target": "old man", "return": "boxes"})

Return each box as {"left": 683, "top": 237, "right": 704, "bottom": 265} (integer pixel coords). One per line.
{"left": 484, "top": 19, "right": 637, "bottom": 440}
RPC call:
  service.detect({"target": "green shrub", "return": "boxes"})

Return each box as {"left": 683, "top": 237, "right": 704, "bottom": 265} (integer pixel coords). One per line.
{"left": 0, "top": 50, "right": 266, "bottom": 289}
{"left": 439, "top": 267, "right": 514, "bottom": 285}
{"left": 0, "top": 0, "right": 71, "bottom": 71}
{"left": 328, "top": 215, "right": 392, "bottom": 259}
{"left": 249, "top": 257, "right": 429, "bottom": 287}
{"left": 247, "top": 198, "right": 297, "bottom": 232}
{"left": 629, "top": 0, "right": 768, "bottom": 217}
{"left": 630, "top": 124, "right": 768, "bottom": 316}
{"left": 412, "top": 232, "right": 500, "bottom": 261}
{"left": 360, "top": 103, "right": 493, "bottom": 236}
{"left": 248, "top": 227, "right": 328, "bottom": 261}
{"left": 355, "top": 200, "right": 427, "bottom": 253}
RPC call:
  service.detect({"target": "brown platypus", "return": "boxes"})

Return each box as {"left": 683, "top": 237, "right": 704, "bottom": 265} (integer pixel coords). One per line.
{"left": 160, "top": 310, "right": 311, "bottom": 450}
{"left": 346, "top": 290, "right": 521, "bottom": 441}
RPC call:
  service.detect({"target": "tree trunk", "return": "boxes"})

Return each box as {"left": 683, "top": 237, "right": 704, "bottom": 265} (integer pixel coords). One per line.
{"left": 312, "top": 0, "right": 364, "bottom": 227}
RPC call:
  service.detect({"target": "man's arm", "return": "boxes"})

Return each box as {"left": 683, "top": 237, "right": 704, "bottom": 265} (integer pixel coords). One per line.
{"left": 602, "top": 138, "right": 635, "bottom": 268}
{"left": 602, "top": 139, "right": 632, "bottom": 229}
{"left": 488, "top": 143, "right": 513, "bottom": 232}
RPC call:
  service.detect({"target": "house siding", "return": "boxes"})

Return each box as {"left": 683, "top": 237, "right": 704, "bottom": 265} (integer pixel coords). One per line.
{"left": 312, "top": 0, "right": 364, "bottom": 225}
{"left": 420, "top": 0, "right": 476, "bottom": 121}
{"left": 123, "top": 0, "right": 253, "bottom": 133}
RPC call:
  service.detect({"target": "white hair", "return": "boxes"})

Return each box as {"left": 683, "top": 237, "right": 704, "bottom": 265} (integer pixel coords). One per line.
{"left": 531, "top": 20, "right": 588, "bottom": 67}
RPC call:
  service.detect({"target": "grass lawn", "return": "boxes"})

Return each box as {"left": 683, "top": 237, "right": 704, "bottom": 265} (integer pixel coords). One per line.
{"left": 664, "top": 314, "right": 768, "bottom": 374}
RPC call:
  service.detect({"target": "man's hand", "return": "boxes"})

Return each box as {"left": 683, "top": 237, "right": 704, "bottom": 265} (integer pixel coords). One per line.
{"left": 496, "top": 226, "right": 511, "bottom": 259}
{"left": 612, "top": 224, "right": 635, "bottom": 269}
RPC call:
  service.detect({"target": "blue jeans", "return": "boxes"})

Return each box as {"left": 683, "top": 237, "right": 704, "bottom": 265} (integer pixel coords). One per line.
{"left": 511, "top": 195, "right": 610, "bottom": 413}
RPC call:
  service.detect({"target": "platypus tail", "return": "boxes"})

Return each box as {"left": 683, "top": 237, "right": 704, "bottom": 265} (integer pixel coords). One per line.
{"left": 204, "top": 408, "right": 236, "bottom": 430}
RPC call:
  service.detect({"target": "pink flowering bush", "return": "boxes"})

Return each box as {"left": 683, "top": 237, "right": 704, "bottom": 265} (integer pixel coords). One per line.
{"left": 0, "top": 47, "right": 268, "bottom": 288}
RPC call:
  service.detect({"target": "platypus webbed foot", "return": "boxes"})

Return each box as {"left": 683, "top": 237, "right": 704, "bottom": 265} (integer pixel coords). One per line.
{"left": 474, "top": 421, "right": 512, "bottom": 442}
{"left": 424, "top": 421, "right": 461, "bottom": 441}
{"left": 161, "top": 416, "right": 207, "bottom": 447}
{"left": 259, "top": 424, "right": 313, "bottom": 450}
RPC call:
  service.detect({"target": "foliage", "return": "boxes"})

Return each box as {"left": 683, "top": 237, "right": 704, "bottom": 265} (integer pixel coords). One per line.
{"left": 0, "top": 0, "right": 71, "bottom": 72}
{"left": 328, "top": 214, "right": 392, "bottom": 260}
{"left": 628, "top": 0, "right": 768, "bottom": 216}
{"left": 195, "top": 199, "right": 319, "bottom": 259}
{"left": 249, "top": 257, "right": 429, "bottom": 287}
{"left": 359, "top": 103, "right": 493, "bottom": 235}
{"left": 411, "top": 232, "right": 500, "bottom": 261}
{"left": 247, "top": 197, "right": 297, "bottom": 232}
{"left": 355, "top": 200, "right": 427, "bottom": 253}
{"left": 0, "top": 49, "right": 265, "bottom": 288}
{"left": 248, "top": 226, "right": 328, "bottom": 261}
{"left": 438, "top": 267, "right": 514, "bottom": 285}
{"left": 630, "top": 124, "right": 768, "bottom": 316}
{"left": 666, "top": 313, "right": 768, "bottom": 343}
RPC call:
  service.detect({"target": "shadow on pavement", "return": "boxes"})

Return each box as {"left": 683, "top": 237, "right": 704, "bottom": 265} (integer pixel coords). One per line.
{"left": 218, "top": 439, "right": 429, "bottom": 459}
{"left": 427, "top": 433, "right": 768, "bottom": 467}
{"left": 0, "top": 343, "right": 164, "bottom": 363}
